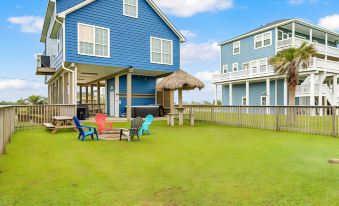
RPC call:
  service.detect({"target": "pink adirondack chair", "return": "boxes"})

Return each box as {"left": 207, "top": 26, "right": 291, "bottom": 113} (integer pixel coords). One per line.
{"left": 95, "top": 114, "right": 113, "bottom": 135}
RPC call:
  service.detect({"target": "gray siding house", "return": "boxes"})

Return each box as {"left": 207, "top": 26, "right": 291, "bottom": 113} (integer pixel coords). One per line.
{"left": 213, "top": 19, "right": 339, "bottom": 107}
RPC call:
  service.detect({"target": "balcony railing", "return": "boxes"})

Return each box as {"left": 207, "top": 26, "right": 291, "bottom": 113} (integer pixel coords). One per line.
{"left": 213, "top": 58, "right": 339, "bottom": 83}
{"left": 277, "top": 37, "right": 339, "bottom": 58}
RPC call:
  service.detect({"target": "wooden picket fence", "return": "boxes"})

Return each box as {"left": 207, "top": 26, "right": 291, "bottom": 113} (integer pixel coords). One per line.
{"left": 0, "top": 105, "right": 76, "bottom": 155}
{"left": 180, "top": 105, "right": 339, "bottom": 137}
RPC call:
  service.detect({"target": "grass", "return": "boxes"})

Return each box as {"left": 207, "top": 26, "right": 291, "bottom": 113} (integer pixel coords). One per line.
{"left": 1, "top": 121, "right": 339, "bottom": 205}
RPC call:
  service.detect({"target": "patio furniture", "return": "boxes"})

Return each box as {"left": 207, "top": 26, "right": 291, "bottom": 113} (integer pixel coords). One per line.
{"left": 167, "top": 112, "right": 195, "bottom": 127}
{"left": 73, "top": 116, "right": 98, "bottom": 141}
{"left": 95, "top": 113, "right": 113, "bottom": 135}
{"left": 120, "top": 117, "right": 144, "bottom": 142}
{"left": 140, "top": 114, "right": 154, "bottom": 135}
{"left": 43, "top": 116, "right": 77, "bottom": 133}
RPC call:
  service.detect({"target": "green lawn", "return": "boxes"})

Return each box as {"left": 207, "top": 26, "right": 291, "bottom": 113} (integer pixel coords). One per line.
{"left": 1, "top": 121, "right": 339, "bottom": 206}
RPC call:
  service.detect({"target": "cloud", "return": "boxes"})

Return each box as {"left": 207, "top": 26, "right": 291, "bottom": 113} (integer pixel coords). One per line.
{"left": 0, "top": 79, "right": 47, "bottom": 102}
{"left": 181, "top": 41, "right": 220, "bottom": 64}
{"left": 153, "top": 0, "right": 233, "bottom": 17}
{"left": 8, "top": 16, "right": 43, "bottom": 33}
{"left": 195, "top": 70, "right": 219, "bottom": 81}
{"left": 180, "top": 30, "right": 197, "bottom": 38}
{"left": 318, "top": 14, "right": 339, "bottom": 31}
{"left": 287, "top": 0, "right": 317, "bottom": 4}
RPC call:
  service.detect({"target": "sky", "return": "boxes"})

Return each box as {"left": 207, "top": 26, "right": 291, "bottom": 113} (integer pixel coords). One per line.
{"left": 0, "top": 0, "right": 339, "bottom": 103}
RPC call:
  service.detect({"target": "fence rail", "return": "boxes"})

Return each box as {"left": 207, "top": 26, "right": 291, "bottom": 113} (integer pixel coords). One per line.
{"left": 179, "top": 105, "right": 339, "bottom": 137}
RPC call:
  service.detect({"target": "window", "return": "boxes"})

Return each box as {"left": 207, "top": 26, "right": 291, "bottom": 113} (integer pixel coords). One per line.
{"left": 123, "top": 0, "right": 138, "bottom": 18}
{"left": 78, "top": 23, "right": 110, "bottom": 58}
{"left": 254, "top": 31, "right": 272, "bottom": 49}
{"left": 233, "top": 41, "right": 240, "bottom": 55}
{"left": 232, "top": 63, "right": 238, "bottom": 72}
{"left": 259, "top": 58, "right": 267, "bottom": 69}
{"left": 151, "top": 37, "right": 173, "bottom": 65}
{"left": 223, "top": 65, "right": 228, "bottom": 73}
{"left": 261, "top": 96, "right": 267, "bottom": 106}
{"left": 242, "top": 97, "right": 247, "bottom": 106}
{"left": 250, "top": 60, "right": 258, "bottom": 70}
{"left": 243, "top": 63, "right": 250, "bottom": 70}
{"left": 57, "top": 28, "right": 63, "bottom": 54}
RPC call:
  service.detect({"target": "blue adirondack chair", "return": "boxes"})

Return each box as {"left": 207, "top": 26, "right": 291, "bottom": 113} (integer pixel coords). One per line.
{"left": 139, "top": 114, "right": 154, "bottom": 136}
{"left": 73, "top": 116, "right": 99, "bottom": 141}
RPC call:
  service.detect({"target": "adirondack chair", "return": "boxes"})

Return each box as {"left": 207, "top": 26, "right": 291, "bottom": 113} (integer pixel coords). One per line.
{"left": 121, "top": 117, "right": 144, "bottom": 142}
{"left": 139, "top": 114, "right": 154, "bottom": 136}
{"left": 73, "top": 116, "right": 98, "bottom": 141}
{"left": 95, "top": 113, "right": 113, "bottom": 135}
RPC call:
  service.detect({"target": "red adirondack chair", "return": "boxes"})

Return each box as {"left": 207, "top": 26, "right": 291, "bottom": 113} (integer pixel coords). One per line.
{"left": 95, "top": 114, "right": 113, "bottom": 135}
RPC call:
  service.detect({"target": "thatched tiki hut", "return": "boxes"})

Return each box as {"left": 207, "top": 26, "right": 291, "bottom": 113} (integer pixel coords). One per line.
{"left": 156, "top": 70, "right": 204, "bottom": 126}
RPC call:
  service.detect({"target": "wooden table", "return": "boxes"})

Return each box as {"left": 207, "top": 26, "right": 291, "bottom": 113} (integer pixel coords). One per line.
{"left": 48, "top": 116, "right": 77, "bottom": 133}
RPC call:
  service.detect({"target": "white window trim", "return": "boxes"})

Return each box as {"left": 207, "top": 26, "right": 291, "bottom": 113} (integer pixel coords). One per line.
{"left": 254, "top": 31, "right": 272, "bottom": 49}
{"left": 261, "top": 96, "right": 267, "bottom": 106}
{"left": 243, "top": 62, "right": 250, "bottom": 70}
{"left": 223, "top": 65, "right": 228, "bottom": 73}
{"left": 233, "top": 41, "right": 240, "bottom": 55}
{"left": 150, "top": 36, "right": 173, "bottom": 65}
{"left": 123, "top": 0, "right": 138, "bottom": 18}
{"left": 242, "top": 97, "right": 247, "bottom": 106}
{"left": 77, "top": 23, "right": 110, "bottom": 58}
{"left": 259, "top": 58, "right": 268, "bottom": 68}
{"left": 232, "top": 62, "right": 238, "bottom": 72}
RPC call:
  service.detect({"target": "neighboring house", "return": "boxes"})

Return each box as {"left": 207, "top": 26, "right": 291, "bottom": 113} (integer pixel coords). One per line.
{"left": 36, "top": 0, "right": 186, "bottom": 118}
{"left": 213, "top": 19, "right": 339, "bottom": 106}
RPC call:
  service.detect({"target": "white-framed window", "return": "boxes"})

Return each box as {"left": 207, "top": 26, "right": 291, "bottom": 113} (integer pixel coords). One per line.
{"left": 78, "top": 23, "right": 110, "bottom": 58}
{"left": 254, "top": 31, "right": 272, "bottom": 49}
{"left": 250, "top": 60, "right": 258, "bottom": 70}
{"left": 233, "top": 41, "right": 240, "bottom": 55}
{"left": 259, "top": 58, "right": 267, "bottom": 69}
{"left": 243, "top": 62, "right": 250, "bottom": 70}
{"left": 150, "top": 37, "right": 173, "bottom": 65}
{"left": 123, "top": 0, "right": 138, "bottom": 18}
{"left": 57, "top": 28, "right": 63, "bottom": 54}
{"left": 242, "top": 97, "right": 247, "bottom": 106}
{"left": 232, "top": 63, "right": 238, "bottom": 72}
{"left": 261, "top": 96, "right": 267, "bottom": 106}
{"left": 223, "top": 65, "right": 228, "bottom": 73}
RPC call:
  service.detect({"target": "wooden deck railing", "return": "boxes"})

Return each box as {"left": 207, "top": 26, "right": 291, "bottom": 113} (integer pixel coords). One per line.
{"left": 179, "top": 105, "right": 339, "bottom": 137}
{"left": 0, "top": 106, "right": 16, "bottom": 155}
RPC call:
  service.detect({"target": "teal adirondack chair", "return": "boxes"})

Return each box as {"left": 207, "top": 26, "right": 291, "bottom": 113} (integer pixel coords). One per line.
{"left": 139, "top": 115, "right": 154, "bottom": 136}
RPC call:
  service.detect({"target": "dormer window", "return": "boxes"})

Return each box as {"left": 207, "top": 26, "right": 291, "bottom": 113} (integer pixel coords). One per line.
{"left": 123, "top": 0, "right": 138, "bottom": 18}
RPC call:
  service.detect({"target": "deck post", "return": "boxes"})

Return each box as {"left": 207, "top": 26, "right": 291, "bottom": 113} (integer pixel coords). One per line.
{"left": 97, "top": 82, "right": 101, "bottom": 107}
{"left": 85, "top": 86, "right": 89, "bottom": 104}
{"left": 79, "top": 86, "right": 83, "bottom": 104}
{"left": 126, "top": 71, "right": 132, "bottom": 121}
{"left": 178, "top": 88, "right": 183, "bottom": 126}
{"left": 91, "top": 85, "right": 94, "bottom": 108}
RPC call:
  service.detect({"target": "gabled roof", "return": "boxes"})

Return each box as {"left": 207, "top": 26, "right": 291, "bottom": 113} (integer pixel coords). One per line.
{"left": 40, "top": 0, "right": 56, "bottom": 43}
{"left": 40, "top": 0, "right": 186, "bottom": 43}
{"left": 219, "top": 18, "right": 339, "bottom": 46}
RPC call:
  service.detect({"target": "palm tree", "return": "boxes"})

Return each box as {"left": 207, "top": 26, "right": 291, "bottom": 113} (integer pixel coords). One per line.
{"left": 25, "top": 95, "right": 47, "bottom": 105}
{"left": 269, "top": 42, "right": 318, "bottom": 106}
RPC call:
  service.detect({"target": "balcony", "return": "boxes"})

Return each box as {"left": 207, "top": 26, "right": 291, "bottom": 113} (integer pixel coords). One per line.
{"left": 36, "top": 55, "right": 56, "bottom": 76}
{"left": 212, "top": 58, "right": 339, "bottom": 83}
{"left": 277, "top": 37, "right": 339, "bottom": 58}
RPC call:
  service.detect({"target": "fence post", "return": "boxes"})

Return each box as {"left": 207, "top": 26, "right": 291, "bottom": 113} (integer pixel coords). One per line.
{"left": 275, "top": 107, "right": 280, "bottom": 131}
{"left": 332, "top": 107, "right": 337, "bottom": 137}
{"left": 211, "top": 106, "right": 214, "bottom": 123}
{"left": 237, "top": 106, "right": 241, "bottom": 127}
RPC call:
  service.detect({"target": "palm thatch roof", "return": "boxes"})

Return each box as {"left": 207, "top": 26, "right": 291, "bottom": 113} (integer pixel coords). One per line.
{"left": 156, "top": 70, "right": 205, "bottom": 91}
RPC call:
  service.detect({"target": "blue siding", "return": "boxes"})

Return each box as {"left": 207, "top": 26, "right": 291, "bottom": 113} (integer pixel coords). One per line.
{"left": 270, "top": 80, "right": 276, "bottom": 105}
{"left": 277, "top": 79, "right": 285, "bottom": 105}
{"left": 56, "top": 0, "right": 85, "bottom": 13}
{"left": 249, "top": 82, "right": 266, "bottom": 106}
{"left": 107, "top": 75, "right": 156, "bottom": 115}
{"left": 222, "top": 85, "right": 229, "bottom": 106}
{"left": 220, "top": 29, "right": 276, "bottom": 73}
{"left": 233, "top": 84, "right": 246, "bottom": 106}
{"left": 65, "top": 0, "right": 180, "bottom": 72}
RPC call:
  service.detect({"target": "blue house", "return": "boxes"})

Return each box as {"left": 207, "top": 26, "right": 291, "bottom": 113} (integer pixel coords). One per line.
{"left": 213, "top": 19, "right": 339, "bottom": 106}
{"left": 36, "top": 0, "right": 186, "bottom": 119}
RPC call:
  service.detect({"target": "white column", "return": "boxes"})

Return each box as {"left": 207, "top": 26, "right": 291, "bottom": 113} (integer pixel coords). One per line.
{"left": 310, "top": 73, "right": 315, "bottom": 106}
{"left": 214, "top": 84, "right": 218, "bottom": 105}
{"left": 284, "top": 77, "right": 288, "bottom": 105}
{"left": 292, "top": 22, "right": 296, "bottom": 47}
{"left": 73, "top": 67, "right": 78, "bottom": 105}
{"left": 246, "top": 81, "right": 249, "bottom": 106}
{"left": 126, "top": 72, "right": 132, "bottom": 121}
{"left": 275, "top": 79, "right": 278, "bottom": 106}
{"left": 274, "top": 27, "right": 278, "bottom": 54}
{"left": 105, "top": 81, "right": 108, "bottom": 114}
{"left": 266, "top": 79, "right": 270, "bottom": 106}
{"left": 325, "top": 33, "right": 328, "bottom": 74}
{"left": 309, "top": 28, "right": 313, "bottom": 42}
{"left": 334, "top": 75, "right": 338, "bottom": 106}
{"left": 229, "top": 83, "right": 233, "bottom": 106}
{"left": 114, "top": 76, "right": 120, "bottom": 117}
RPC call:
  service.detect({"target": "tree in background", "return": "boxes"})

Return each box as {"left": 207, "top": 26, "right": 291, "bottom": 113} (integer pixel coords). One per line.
{"left": 25, "top": 95, "right": 48, "bottom": 105}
